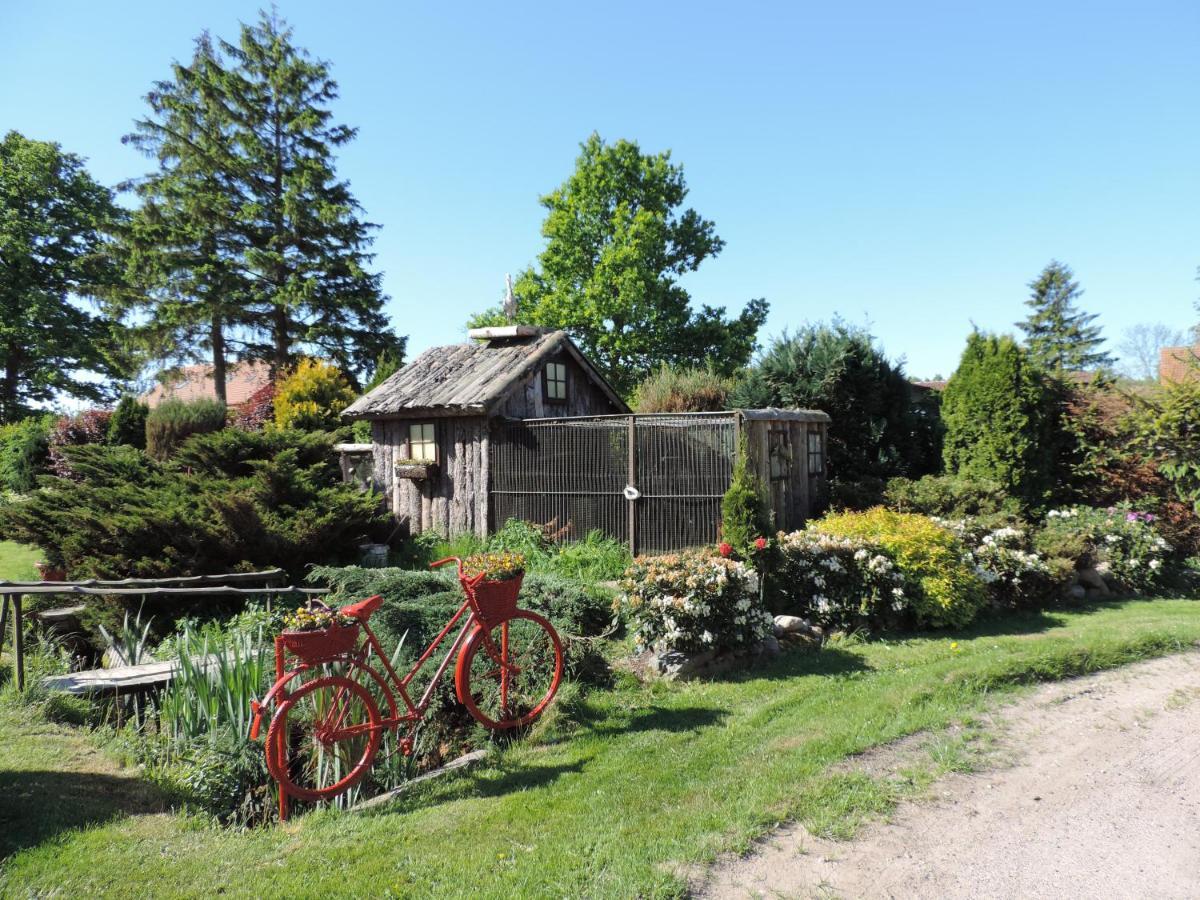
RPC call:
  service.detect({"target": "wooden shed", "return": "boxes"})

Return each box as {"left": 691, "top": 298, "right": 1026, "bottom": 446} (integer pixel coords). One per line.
{"left": 342, "top": 326, "right": 627, "bottom": 538}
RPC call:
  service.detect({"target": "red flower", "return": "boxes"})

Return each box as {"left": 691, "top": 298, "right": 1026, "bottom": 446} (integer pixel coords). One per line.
{"left": 717, "top": 542, "right": 733, "bottom": 558}
{"left": 754, "top": 537, "right": 768, "bottom": 551}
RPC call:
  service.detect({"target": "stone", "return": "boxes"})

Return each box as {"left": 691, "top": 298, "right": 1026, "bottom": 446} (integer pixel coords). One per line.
{"left": 760, "top": 635, "right": 781, "bottom": 655}
{"left": 1077, "top": 566, "right": 1112, "bottom": 597}
{"left": 1067, "top": 584, "right": 1087, "bottom": 601}
{"left": 773, "top": 614, "right": 808, "bottom": 635}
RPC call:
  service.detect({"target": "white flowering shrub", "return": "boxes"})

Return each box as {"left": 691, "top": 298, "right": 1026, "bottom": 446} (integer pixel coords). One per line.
{"left": 1036, "top": 506, "right": 1173, "bottom": 593}
{"left": 619, "top": 549, "right": 773, "bottom": 654}
{"left": 934, "top": 517, "right": 1059, "bottom": 607}
{"left": 772, "top": 530, "right": 908, "bottom": 630}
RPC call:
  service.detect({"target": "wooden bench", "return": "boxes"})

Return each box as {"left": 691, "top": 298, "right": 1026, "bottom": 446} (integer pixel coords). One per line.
{"left": 43, "top": 654, "right": 223, "bottom": 696}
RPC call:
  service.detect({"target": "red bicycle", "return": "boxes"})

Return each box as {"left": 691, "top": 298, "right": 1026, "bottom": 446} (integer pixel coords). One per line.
{"left": 251, "top": 557, "right": 563, "bottom": 819}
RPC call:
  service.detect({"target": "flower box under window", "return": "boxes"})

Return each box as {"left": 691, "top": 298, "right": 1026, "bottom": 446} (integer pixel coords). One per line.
{"left": 395, "top": 459, "right": 438, "bottom": 480}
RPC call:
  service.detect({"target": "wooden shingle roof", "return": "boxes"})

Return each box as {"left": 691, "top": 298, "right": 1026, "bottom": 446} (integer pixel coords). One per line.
{"left": 343, "top": 329, "right": 626, "bottom": 419}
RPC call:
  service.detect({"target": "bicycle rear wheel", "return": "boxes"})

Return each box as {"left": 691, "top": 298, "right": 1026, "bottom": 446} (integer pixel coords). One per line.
{"left": 455, "top": 610, "right": 563, "bottom": 729}
{"left": 266, "top": 674, "right": 382, "bottom": 802}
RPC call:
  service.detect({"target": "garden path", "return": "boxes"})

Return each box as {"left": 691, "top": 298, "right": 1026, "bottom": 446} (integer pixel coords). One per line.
{"left": 700, "top": 651, "right": 1200, "bottom": 899}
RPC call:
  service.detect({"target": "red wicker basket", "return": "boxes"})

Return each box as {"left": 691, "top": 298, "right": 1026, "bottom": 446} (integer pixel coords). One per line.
{"left": 469, "top": 574, "right": 523, "bottom": 623}
{"left": 279, "top": 623, "right": 360, "bottom": 662}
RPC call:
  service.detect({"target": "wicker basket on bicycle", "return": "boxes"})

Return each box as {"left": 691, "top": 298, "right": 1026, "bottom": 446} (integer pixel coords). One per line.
{"left": 278, "top": 603, "right": 360, "bottom": 663}
{"left": 461, "top": 552, "right": 524, "bottom": 623}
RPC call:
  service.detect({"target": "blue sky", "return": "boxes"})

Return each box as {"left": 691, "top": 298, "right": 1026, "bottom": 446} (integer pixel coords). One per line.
{"left": 3, "top": 0, "right": 1197, "bottom": 378}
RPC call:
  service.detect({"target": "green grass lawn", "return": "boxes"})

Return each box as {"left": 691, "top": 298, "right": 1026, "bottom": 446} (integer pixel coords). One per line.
{"left": 0, "top": 540, "right": 40, "bottom": 581}
{"left": 3, "top": 597, "right": 1199, "bottom": 898}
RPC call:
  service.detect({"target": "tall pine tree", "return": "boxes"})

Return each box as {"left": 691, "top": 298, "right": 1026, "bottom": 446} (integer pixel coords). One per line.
{"left": 121, "top": 13, "right": 401, "bottom": 389}
{"left": 120, "top": 35, "right": 248, "bottom": 403}
{"left": 1016, "top": 261, "right": 1114, "bottom": 373}
{"left": 218, "top": 12, "right": 398, "bottom": 380}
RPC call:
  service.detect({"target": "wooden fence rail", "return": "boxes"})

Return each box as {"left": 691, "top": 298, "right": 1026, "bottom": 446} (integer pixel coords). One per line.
{"left": 2, "top": 570, "right": 327, "bottom": 693}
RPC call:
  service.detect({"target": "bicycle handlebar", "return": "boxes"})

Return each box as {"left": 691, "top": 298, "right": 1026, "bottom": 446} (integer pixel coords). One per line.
{"left": 429, "top": 556, "right": 463, "bottom": 574}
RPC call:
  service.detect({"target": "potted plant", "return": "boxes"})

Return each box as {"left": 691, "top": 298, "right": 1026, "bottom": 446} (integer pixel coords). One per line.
{"left": 395, "top": 457, "right": 437, "bottom": 480}
{"left": 279, "top": 602, "right": 360, "bottom": 663}
{"left": 462, "top": 551, "right": 526, "bottom": 621}
{"left": 34, "top": 560, "right": 67, "bottom": 582}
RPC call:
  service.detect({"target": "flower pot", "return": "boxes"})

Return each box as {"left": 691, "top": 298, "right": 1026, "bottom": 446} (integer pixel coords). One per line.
{"left": 469, "top": 574, "right": 523, "bottom": 622}
{"left": 280, "top": 623, "right": 360, "bottom": 663}
{"left": 35, "top": 562, "right": 66, "bottom": 582}
{"left": 395, "top": 462, "right": 437, "bottom": 480}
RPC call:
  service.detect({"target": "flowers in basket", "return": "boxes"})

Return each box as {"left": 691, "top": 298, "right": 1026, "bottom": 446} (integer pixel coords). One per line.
{"left": 462, "top": 551, "right": 526, "bottom": 583}
{"left": 282, "top": 604, "right": 355, "bottom": 633}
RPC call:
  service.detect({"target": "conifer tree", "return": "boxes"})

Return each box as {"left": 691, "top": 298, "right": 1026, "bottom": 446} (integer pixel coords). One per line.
{"left": 121, "top": 35, "right": 247, "bottom": 403}
{"left": 122, "top": 13, "right": 398, "bottom": 388}
{"left": 1016, "top": 261, "right": 1113, "bottom": 372}
{"left": 218, "top": 12, "right": 395, "bottom": 380}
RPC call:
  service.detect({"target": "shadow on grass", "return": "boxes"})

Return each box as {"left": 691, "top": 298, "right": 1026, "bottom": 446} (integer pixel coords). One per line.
{"left": 0, "top": 768, "right": 165, "bottom": 859}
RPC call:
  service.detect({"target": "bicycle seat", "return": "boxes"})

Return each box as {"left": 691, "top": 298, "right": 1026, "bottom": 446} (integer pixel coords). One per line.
{"left": 340, "top": 594, "right": 384, "bottom": 622}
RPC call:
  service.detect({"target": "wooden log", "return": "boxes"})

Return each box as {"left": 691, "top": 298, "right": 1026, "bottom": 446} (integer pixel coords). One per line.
{"left": 351, "top": 750, "right": 488, "bottom": 811}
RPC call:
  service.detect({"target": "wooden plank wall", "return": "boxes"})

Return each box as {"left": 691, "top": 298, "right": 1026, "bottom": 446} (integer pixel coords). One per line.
{"left": 497, "top": 352, "right": 622, "bottom": 419}
{"left": 743, "top": 417, "right": 826, "bottom": 533}
{"left": 370, "top": 416, "right": 489, "bottom": 538}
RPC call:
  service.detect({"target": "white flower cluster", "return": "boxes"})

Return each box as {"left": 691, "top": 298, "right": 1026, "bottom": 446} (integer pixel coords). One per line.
{"left": 774, "top": 529, "right": 908, "bottom": 628}
{"left": 620, "top": 549, "right": 774, "bottom": 655}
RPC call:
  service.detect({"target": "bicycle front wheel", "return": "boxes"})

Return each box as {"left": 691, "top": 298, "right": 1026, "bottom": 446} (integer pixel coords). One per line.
{"left": 455, "top": 610, "right": 563, "bottom": 729}
{"left": 265, "top": 674, "right": 382, "bottom": 802}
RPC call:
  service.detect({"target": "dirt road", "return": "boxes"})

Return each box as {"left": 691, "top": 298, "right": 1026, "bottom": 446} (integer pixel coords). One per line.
{"left": 700, "top": 652, "right": 1200, "bottom": 899}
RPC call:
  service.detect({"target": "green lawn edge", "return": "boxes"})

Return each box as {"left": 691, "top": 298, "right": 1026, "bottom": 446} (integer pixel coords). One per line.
{"left": 2, "top": 597, "right": 1198, "bottom": 898}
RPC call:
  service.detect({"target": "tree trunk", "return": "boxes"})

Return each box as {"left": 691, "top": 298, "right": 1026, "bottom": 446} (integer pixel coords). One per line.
{"left": 1, "top": 344, "right": 21, "bottom": 425}
{"left": 211, "top": 314, "right": 227, "bottom": 405}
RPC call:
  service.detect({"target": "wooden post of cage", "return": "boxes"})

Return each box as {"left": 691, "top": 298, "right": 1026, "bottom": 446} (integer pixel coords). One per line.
{"left": 627, "top": 415, "right": 638, "bottom": 557}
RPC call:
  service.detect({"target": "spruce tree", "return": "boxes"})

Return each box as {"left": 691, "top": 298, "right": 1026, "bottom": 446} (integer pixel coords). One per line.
{"left": 218, "top": 12, "right": 395, "bottom": 381}
{"left": 121, "top": 35, "right": 248, "bottom": 403}
{"left": 1016, "top": 261, "right": 1114, "bottom": 372}
{"left": 122, "top": 13, "right": 398, "bottom": 388}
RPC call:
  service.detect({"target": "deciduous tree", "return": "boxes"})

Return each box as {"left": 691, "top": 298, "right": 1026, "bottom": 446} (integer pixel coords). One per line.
{"left": 471, "top": 134, "right": 767, "bottom": 396}
{"left": 0, "top": 131, "right": 127, "bottom": 422}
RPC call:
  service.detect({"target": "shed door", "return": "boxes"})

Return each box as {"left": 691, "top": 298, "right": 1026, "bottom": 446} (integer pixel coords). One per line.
{"left": 767, "top": 424, "right": 793, "bottom": 530}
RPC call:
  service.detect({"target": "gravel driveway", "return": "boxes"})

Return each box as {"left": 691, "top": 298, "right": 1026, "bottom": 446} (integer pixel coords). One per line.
{"left": 700, "top": 651, "right": 1200, "bottom": 899}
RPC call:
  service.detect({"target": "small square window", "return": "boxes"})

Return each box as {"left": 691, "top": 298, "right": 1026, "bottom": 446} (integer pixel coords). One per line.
{"left": 545, "top": 362, "right": 568, "bottom": 402}
{"left": 409, "top": 422, "right": 436, "bottom": 461}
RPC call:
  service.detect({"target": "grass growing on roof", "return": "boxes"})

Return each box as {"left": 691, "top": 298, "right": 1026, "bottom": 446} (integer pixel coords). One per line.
{"left": 3, "top": 597, "right": 1200, "bottom": 897}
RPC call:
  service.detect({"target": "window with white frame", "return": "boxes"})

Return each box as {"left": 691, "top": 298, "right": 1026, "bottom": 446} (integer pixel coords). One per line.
{"left": 408, "top": 422, "right": 436, "bottom": 461}
{"left": 545, "top": 361, "right": 568, "bottom": 402}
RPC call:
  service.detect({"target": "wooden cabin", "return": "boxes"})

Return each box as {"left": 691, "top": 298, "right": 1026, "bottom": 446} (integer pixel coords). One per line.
{"left": 342, "top": 326, "right": 627, "bottom": 538}
{"left": 343, "top": 326, "right": 831, "bottom": 550}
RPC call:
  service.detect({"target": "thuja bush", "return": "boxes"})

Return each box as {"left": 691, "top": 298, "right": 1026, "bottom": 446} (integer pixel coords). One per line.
{"left": 145, "top": 398, "right": 227, "bottom": 460}
{"left": 108, "top": 396, "right": 150, "bottom": 448}
{"left": 813, "top": 508, "right": 987, "bottom": 628}
{"left": 0, "top": 428, "right": 387, "bottom": 585}
{"left": 721, "top": 438, "right": 771, "bottom": 556}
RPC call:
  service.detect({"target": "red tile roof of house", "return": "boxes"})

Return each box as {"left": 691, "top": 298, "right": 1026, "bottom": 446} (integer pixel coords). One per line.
{"left": 141, "top": 361, "right": 272, "bottom": 408}
{"left": 1159, "top": 346, "right": 1200, "bottom": 384}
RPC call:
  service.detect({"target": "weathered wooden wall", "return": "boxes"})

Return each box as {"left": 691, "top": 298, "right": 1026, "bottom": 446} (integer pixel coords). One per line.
{"left": 497, "top": 351, "right": 624, "bottom": 419}
{"left": 371, "top": 416, "right": 489, "bottom": 538}
{"left": 743, "top": 415, "right": 829, "bottom": 532}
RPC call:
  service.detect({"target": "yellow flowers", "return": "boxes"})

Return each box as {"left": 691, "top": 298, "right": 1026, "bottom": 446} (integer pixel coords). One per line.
{"left": 282, "top": 605, "right": 354, "bottom": 632}
{"left": 463, "top": 551, "right": 526, "bottom": 582}
{"left": 950, "top": 641, "right": 962, "bottom": 653}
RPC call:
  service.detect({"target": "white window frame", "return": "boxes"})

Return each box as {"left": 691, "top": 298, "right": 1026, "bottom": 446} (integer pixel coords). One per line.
{"left": 408, "top": 422, "right": 436, "bottom": 461}
{"left": 545, "top": 361, "right": 568, "bottom": 402}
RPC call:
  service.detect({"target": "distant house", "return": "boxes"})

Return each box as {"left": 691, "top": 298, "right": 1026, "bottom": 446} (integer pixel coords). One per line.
{"left": 343, "top": 326, "right": 831, "bottom": 550}
{"left": 1159, "top": 345, "right": 1200, "bottom": 385}
{"left": 140, "top": 361, "right": 272, "bottom": 408}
